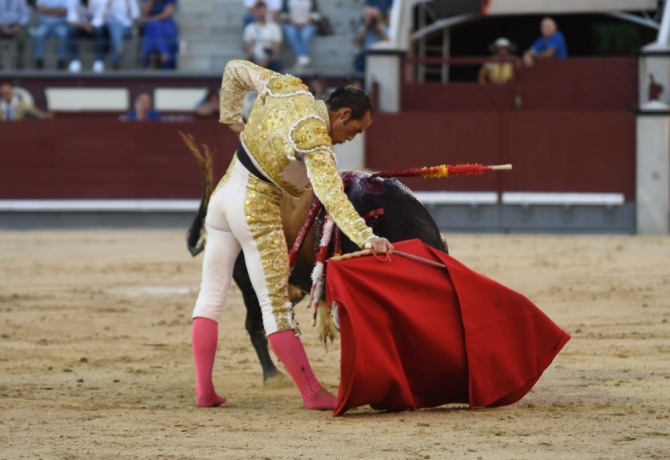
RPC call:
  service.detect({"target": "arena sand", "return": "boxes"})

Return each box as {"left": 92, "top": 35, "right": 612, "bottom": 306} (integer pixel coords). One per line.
{"left": 0, "top": 230, "right": 669, "bottom": 460}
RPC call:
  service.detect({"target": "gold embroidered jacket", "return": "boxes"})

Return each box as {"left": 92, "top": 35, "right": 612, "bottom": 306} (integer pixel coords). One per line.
{"left": 219, "top": 60, "right": 374, "bottom": 248}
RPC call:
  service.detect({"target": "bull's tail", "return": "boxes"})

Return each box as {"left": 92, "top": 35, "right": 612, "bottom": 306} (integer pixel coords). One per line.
{"left": 180, "top": 132, "right": 217, "bottom": 256}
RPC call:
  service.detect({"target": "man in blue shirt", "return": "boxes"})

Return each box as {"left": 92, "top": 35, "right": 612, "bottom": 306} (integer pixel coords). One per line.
{"left": 364, "top": 0, "right": 393, "bottom": 21}
{"left": 32, "top": 0, "right": 69, "bottom": 69}
{"left": 523, "top": 17, "right": 567, "bottom": 66}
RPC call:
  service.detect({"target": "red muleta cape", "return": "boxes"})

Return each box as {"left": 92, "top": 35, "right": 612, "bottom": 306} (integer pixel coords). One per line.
{"left": 326, "top": 239, "right": 570, "bottom": 416}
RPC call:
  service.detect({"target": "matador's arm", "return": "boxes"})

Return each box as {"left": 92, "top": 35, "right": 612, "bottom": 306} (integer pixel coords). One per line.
{"left": 293, "top": 117, "right": 375, "bottom": 248}
{"left": 218, "top": 59, "right": 280, "bottom": 125}
{"left": 304, "top": 152, "right": 375, "bottom": 248}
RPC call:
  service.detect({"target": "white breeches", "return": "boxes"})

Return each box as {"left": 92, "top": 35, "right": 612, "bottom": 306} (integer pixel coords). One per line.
{"left": 192, "top": 157, "right": 298, "bottom": 335}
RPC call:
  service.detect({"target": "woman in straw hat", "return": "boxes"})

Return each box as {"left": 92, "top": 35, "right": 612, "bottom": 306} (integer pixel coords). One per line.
{"left": 478, "top": 37, "right": 516, "bottom": 85}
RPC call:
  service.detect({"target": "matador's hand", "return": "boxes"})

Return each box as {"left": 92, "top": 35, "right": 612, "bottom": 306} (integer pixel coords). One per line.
{"left": 229, "top": 122, "right": 246, "bottom": 134}
{"left": 364, "top": 237, "right": 394, "bottom": 255}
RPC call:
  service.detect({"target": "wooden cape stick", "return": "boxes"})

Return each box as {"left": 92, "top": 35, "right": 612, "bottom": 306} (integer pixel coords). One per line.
{"left": 331, "top": 249, "right": 446, "bottom": 269}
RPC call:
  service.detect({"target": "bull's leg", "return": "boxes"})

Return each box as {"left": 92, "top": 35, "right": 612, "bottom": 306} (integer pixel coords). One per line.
{"left": 232, "top": 253, "right": 283, "bottom": 383}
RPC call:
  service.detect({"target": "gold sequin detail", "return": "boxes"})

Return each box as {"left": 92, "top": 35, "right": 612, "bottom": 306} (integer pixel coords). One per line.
{"left": 219, "top": 60, "right": 278, "bottom": 124}
{"left": 212, "top": 154, "right": 237, "bottom": 196}
{"left": 244, "top": 174, "right": 300, "bottom": 334}
{"left": 304, "top": 152, "right": 374, "bottom": 248}
{"left": 218, "top": 60, "right": 342, "bottom": 204}
{"left": 291, "top": 117, "right": 333, "bottom": 154}
{"left": 241, "top": 88, "right": 318, "bottom": 197}
{"left": 266, "top": 75, "right": 310, "bottom": 96}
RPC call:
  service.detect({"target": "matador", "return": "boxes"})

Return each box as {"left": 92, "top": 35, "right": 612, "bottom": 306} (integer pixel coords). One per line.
{"left": 191, "top": 60, "right": 394, "bottom": 409}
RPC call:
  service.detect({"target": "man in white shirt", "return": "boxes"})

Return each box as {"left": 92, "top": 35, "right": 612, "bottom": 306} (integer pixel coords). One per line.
{"left": 281, "top": 0, "right": 319, "bottom": 68}
{"left": 243, "top": 1, "right": 282, "bottom": 72}
{"left": 66, "top": 0, "right": 106, "bottom": 72}
{"left": 243, "top": 0, "right": 280, "bottom": 27}
{"left": 67, "top": 0, "right": 139, "bottom": 72}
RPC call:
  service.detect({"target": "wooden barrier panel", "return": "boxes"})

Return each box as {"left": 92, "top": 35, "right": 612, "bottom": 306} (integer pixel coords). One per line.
{"left": 518, "top": 58, "right": 638, "bottom": 112}
{"left": 366, "top": 111, "right": 635, "bottom": 200}
{"left": 403, "top": 58, "right": 637, "bottom": 112}
{"left": 500, "top": 112, "right": 636, "bottom": 200}
{"left": 366, "top": 112, "right": 502, "bottom": 193}
{"left": 0, "top": 120, "right": 238, "bottom": 199}
{"left": 402, "top": 83, "right": 516, "bottom": 112}
{"left": 0, "top": 112, "right": 635, "bottom": 201}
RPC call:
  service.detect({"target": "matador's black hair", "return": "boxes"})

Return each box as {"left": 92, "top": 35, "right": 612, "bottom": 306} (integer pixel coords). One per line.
{"left": 326, "top": 86, "right": 374, "bottom": 122}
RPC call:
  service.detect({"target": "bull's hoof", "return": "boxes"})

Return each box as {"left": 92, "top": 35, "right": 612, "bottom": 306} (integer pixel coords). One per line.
{"left": 263, "top": 369, "right": 291, "bottom": 388}
{"left": 318, "top": 303, "right": 338, "bottom": 344}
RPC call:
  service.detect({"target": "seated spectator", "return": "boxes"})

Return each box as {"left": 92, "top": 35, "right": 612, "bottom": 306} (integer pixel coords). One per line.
{"left": 244, "top": 1, "right": 282, "bottom": 72}
{"left": 280, "top": 0, "right": 319, "bottom": 69}
{"left": 0, "top": 0, "right": 30, "bottom": 69}
{"left": 306, "top": 73, "right": 323, "bottom": 99}
{"left": 363, "top": 0, "right": 392, "bottom": 27}
{"left": 0, "top": 83, "right": 53, "bottom": 120}
{"left": 243, "top": 0, "right": 280, "bottom": 27}
{"left": 523, "top": 17, "right": 567, "bottom": 67}
{"left": 33, "top": 0, "right": 69, "bottom": 69}
{"left": 67, "top": 0, "right": 106, "bottom": 73}
{"left": 346, "top": 74, "right": 364, "bottom": 89}
{"left": 353, "top": 15, "right": 388, "bottom": 75}
{"left": 194, "top": 89, "right": 219, "bottom": 119}
{"left": 124, "top": 92, "right": 160, "bottom": 120}
{"left": 141, "top": 0, "right": 178, "bottom": 70}
{"left": 105, "top": 0, "right": 140, "bottom": 69}
{"left": 478, "top": 37, "right": 515, "bottom": 85}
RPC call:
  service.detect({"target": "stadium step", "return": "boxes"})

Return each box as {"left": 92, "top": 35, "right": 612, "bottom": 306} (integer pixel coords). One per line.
{"left": 3, "top": 36, "right": 143, "bottom": 71}
{"left": 176, "top": 0, "right": 364, "bottom": 74}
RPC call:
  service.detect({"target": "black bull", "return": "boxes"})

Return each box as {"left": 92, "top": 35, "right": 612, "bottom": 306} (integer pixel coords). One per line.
{"left": 187, "top": 170, "right": 448, "bottom": 382}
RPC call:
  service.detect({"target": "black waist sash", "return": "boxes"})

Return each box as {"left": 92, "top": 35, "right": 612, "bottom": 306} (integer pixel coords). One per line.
{"left": 237, "top": 143, "right": 271, "bottom": 183}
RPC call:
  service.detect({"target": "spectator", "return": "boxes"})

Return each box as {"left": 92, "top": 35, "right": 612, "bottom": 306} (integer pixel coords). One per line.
{"left": 478, "top": 37, "right": 515, "bottom": 85}
{"left": 66, "top": 0, "right": 106, "bottom": 73}
{"left": 363, "top": 0, "right": 392, "bottom": 27}
{"left": 0, "top": 0, "right": 30, "bottom": 69}
{"left": 0, "top": 83, "right": 53, "bottom": 120}
{"left": 33, "top": 0, "right": 69, "bottom": 69}
{"left": 243, "top": 0, "right": 280, "bottom": 27}
{"left": 346, "top": 74, "right": 364, "bottom": 89}
{"left": 353, "top": 15, "right": 388, "bottom": 75}
{"left": 244, "top": 1, "right": 282, "bottom": 72}
{"left": 523, "top": 17, "right": 567, "bottom": 67}
{"left": 280, "top": 0, "right": 319, "bottom": 69}
{"left": 306, "top": 73, "right": 323, "bottom": 99}
{"left": 141, "top": 0, "right": 178, "bottom": 70}
{"left": 105, "top": 0, "right": 140, "bottom": 69}
{"left": 194, "top": 89, "right": 220, "bottom": 119}
{"left": 124, "top": 92, "right": 160, "bottom": 120}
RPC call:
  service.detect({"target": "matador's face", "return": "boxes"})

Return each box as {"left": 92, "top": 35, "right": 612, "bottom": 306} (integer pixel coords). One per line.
{"left": 329, "top": 109, "right": 373, "bottom": 145}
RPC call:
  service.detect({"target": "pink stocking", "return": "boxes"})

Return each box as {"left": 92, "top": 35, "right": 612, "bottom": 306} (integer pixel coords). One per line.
{"left": 268, "top": 330, "right": 337, "bottom": 410}
{"left": 192, "top": 317, "right": 227, "bottom": 408}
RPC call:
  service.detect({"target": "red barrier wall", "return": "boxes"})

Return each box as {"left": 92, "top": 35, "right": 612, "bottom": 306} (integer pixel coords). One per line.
{"left": 403, "top": 58, "right": 638, "bottom": 112}
{"left": 0, "top": 120, "right": 238, "bottom": 199}
{"left": 366, "top": 111, "right": 636, "bottom": 200}
{"left": 0, "top": 112, "right": 635, "bottom": 201}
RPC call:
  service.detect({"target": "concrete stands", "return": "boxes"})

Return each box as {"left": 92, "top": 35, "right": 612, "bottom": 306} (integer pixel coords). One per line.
{"left": 176, "top": 0, "right": 362, "bottom": 74}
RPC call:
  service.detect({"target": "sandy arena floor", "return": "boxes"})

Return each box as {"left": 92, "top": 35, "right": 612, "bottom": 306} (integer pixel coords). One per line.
{"left": 0, "top": 230, "right": 669, "bottom": 459}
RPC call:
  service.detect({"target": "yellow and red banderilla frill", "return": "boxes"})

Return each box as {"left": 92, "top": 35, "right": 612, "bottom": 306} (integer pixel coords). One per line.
{"left": 369, "top": 163, "right": 512, "bottom": 179}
